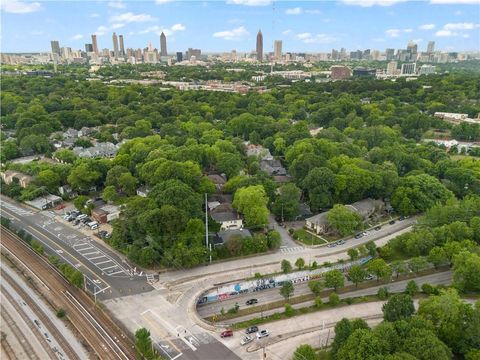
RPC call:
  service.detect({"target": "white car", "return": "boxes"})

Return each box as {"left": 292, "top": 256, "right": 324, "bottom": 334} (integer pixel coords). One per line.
{"left": 240, "top": 335, "right": 253, "bottom": 345}
{"left": 256, "top": 330, "right": 269, "bottom": 339}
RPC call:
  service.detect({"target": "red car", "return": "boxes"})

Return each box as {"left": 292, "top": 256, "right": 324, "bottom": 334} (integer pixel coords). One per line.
{"left": 220, "top": 330, "right": 233, "bottom": 338}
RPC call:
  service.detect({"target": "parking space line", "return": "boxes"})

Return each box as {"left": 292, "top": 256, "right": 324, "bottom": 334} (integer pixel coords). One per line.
{"left": 82, "top": 251, "right": 100, "bottom": 256}
{"left": 95, "top": 260, "right": 113, "bottom": 266}
{"left": 76, "top": 246, "right": 94, "bottom": 252}
{"left": 109, "top": 269, "right": 127, "bottom": 275}
{"left": 88, "top": 255, "right": 106, "bottom": 260}
{"left": 100, "top": 264, "right": 118, "bottom": 271}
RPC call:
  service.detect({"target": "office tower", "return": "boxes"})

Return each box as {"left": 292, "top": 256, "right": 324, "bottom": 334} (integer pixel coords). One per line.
{"left": 363, "top": 49, "right": 371, "bottom": 60}
{"left": 386, "top": 61, "right": 398, "bottom": 75}
{"left": 176, "top": 52, "right": 183, "bottom": 62}
{"left": 91, "top": 35, "right": 98, "bottom": 54}
{"left": 274, "top": 40, "right": 282, "bottom": 60}
{"left": 331, "top": 49, "right": 339, "bottom": 60}
{"left": 85, "top": 44, "right": 93, "bottom": 53}
{"left": 385, "top": 48, "right": 395, "bottom": 61}
{"left": 112, "top": 32, "right": 119, "bottom": 58}
{"left": 256, "top": 30, "right": 263, "bottom": 62}
{"left": 340, "top": 47, "right": 347, "bottom": 60}
{"left": 186, "top": 48, "right": 201, "bottom": 60}
{"left": 407, "top": 41, "right": 418, "bottom": 61}
{"left": 231, "top": 49, "right": 237, "bottom": 61}
{"left": 62, "top": 47, "right": 72, "bottom": 59}
{"left": 119, "top": 35, "right": 125, "bottom": 56}
{"left": 427, "top": 41, "right": 435, "bottom": 53}
{"left": 160, "top": 32, "right": 167, "bottom": 57}
{"left": 50, "top": 40, "right": 61, "bottom": 55}
{"left": 401, "top": 62, "right": 416, "bottom": 75}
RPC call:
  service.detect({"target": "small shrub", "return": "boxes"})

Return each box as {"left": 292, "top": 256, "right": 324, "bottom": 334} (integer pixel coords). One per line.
{"left": 345, "top": 297, "right": 353, "bottom": 305}
{"left": 284, "top": 303, "right": 295, "bottom": 317}
{"left": 329, "top": 292, "right": 340, "bottom": 306}
{"left": 311, "top": 261, "right": 318, "bottom": 270}
{"left": 405, "top": 280, "right": 419, "bottom": 296}
{"left": 421, "top": 283, "right": 439, "bottom": 295}
{"left": 377, "top": 287, "right": 389, "bottom": 300}
{"left": 56, "top": 308, "right": 65, "bottom": 318}
{"left": 314, "top": 296, "right": 323, "bottom": 308}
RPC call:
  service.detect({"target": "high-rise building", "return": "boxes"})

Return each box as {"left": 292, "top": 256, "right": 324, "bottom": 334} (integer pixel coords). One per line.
{"left": 50, "top": 40, "right": 61, "bottom": 55}
{"left": 385, "top": 48, "right": 395, "bottom": 61}
{"left": 186, "top": 48, "right": 201, "bottom": 60}
{"left": 91, "top": 35, "right": 98, "bottom": 54}
{"left": 119, "top": 35, "right": 125, "bottom": 56}
{"left": 160, "top": 32, "right": 167, "bottom": 57}
{"left": 256, "top": 30, "right": 263, "bottom": 62}
{"left": 386, "top": 61, "right": 398, "bottom": 75}
{"left": 401, "top": 62, "right": 416, "bottom": 75}
{"left": 85, "top": 44, "right": 93, "bottom": 53}
{"left": 427, "top": 41, "right": 435, "bottom": 54}
{"left": 274, "top": 40, "right": 282, "bottom": 60}
{"left": 176, "top": 52, "right": 183, "bottom": 62}
{"left": 112, "top": 32, "right": 119, "bottom": 58}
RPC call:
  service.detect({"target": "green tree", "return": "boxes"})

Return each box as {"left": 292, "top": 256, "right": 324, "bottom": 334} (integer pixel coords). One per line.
{"left": 452, "top": 251, "right": 480, "bottom": 292}
{"left": 281, "top": 259, "right": 292, "bottom": 273}
{"left": 348, "top": 248, "right": 359, "bottom": 261}
{"left": 308, "top": 280, "right": 324, "bottom": 296}
{"left": 272, "top": 183, "right": 302, "bottom": 221}
{"left": 233, "top": 185, "right": 269, "bottom": 228}
{"left": 292, "top": 344, "right": 318, "bottom": 360}
{"left": 326, "top": 204, "right": 363, "bottom": 236}
{"left": 284, "top": 303, "right": 295, "bottom": 317}
{"left": 367, "top": 258, "right": 392, "bottom": 281}
{"left": 329, "top": 292, "right": 340, "bottom": 305}
{"left": 382, "top": 294, "right": 415, "bottom": 322}
{"left": 336, "top": 329, "right": 386, "bottom": 360}
{"left": 428, "top": 247, "right": 448, "bottom": 269}
{"left": 324, "top": 269, "right": 345, "bottom": 291}
{"left": 402, "top": 329, "right": 452, "bottom": 360}
{"left": 391, "top": 260, "right": 409, "bottom": 279}
{"left": 36, "top": 169, "right": 60, "bottom": 193}
{"left": 280, "top": 281, "right": 294, "bottom": 301}
{"left": 102, "top": 185, "right": 118, "bottom": 203}
{"left": 408, "top": 257, "right": 430, "bottom": 274}
{"left": 348, "top": 265, "right": 367, "bottom": 287}
{"left": 365, "top": 241, "right": 377, "bottom": 257}
{"left": 295, "top": 257, "right": 306, "bottom": 270}
{"left": 73, "top": 195, "right": 89, "bottom": 211}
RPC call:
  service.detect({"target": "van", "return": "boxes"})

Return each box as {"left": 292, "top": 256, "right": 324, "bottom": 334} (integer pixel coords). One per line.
{"left": 76, "top": 214, "right": 87, "bottom": 221}
{"left": 87, "top": 221, "right": 98, "bottom": 230}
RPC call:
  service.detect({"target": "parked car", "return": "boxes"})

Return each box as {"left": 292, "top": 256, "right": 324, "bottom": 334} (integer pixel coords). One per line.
{"left": 246, "top": 299, "right": 258, "bottom": 306}
{"left": 87, "top": 221, "right": 98, "bottom": 230}
{"left": 365, "top": 274, "right": 375, "bottom": 280}
{"left": 374, "top": 226, "right": 382, "bottom": 231}
{"left": 256, "top": 330, "right": 269, "bottom": 339}
{"left": 354, "top": 233, "right": 363, "bottom": 239}
{"left": 220, "top": 330, "right": 233, "bottom": 338}
{"left": 240, "top": 335, "right": 253, "bottom": 346}
{"left": 245, "top": 326, "right": 258, "bottom": 334}
{"left": 76, "top": 214, "right": 87, "bottom": 221}
{"left": 327, "top": 243, "right": 337, "bottom": 248}
{"left": 389, "top": 220, "right": 396, "bottom": 225}
{"left": 336, "top": 240, "right": 346, "bottom": 245}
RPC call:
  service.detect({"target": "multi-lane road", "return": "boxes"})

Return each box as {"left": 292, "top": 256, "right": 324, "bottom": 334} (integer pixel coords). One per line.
{"left": 1, "top": 196, "right": 152, "bottom": 300}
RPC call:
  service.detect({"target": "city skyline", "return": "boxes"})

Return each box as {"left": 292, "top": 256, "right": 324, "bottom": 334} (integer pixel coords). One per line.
{"left": 1, "top": 0, "right": 479, "bottom": 53}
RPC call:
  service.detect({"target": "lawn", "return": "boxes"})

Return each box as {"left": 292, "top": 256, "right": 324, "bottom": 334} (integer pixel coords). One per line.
{"left": 293, "top": 228, "right": 328, "bottom": 245}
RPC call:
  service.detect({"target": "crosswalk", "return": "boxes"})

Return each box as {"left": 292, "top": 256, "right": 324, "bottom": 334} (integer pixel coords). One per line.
{"left": 72, "top": 241, "right": 129, "bottom": 276}
{"left": 280, "top": 246, "right": 305, "bottom": 254}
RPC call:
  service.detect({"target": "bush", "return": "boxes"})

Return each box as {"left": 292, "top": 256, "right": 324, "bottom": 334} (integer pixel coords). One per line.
{"left": 31, "top": 239, "right": 44, "bottom": 255}
{"left": 311, "top": 261, "right": 318, "bottom": 270}
{"left": 56, "top": 308, "right": 65, "bottom": 318}
{"left": 314, "top": 296, "right": 323, "bottom": 308}
{"left": 377, "top": 287, "right": 389, "bottom": 300}
{"left": 284, "top": 303, "right": 295, "bottom": 317}
{"left": 421, "top": 283, "right": 439, "bottom": 295}
{"left": 405, "top": 280, "right": 419, "bottom": 296}
{"left": 329, "top": 292, "right": 340, "bottom": 305}
{"left": 288, "top": 228, "right": 294, "bottom": 235}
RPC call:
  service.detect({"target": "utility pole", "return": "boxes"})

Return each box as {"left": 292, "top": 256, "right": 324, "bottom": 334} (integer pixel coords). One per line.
{"left": 205, "top": 193, "right": 211, "bottom": 264}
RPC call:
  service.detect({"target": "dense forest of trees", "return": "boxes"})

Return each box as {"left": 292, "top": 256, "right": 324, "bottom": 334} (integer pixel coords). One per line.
{"left": 1, "top": 67, "right": 479, "bottom": 268}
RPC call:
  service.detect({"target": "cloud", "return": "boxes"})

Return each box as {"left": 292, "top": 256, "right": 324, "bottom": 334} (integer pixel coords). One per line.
{"left": 286, "top": 7, "right": 302, "bottom": 15}
{"left": 226, "top": 0, "right": 272, "bottom": 6}
{"left": 412, "top": 38, "right": 423, "bottom": 43}
{"left": 403, "top": 28, "right": 412, "bottom": 32}
{"left": 109, "top": 12, "right": 154, "bottom": 23}
{"left": 282, "top": 29, "right": 292, "bottom": 35}
{"left": 155, "top": 0, "right": 174, "bottom": 4}
{"left": 341, "top": 0, "right": 407, "bottom": 7}
{"left": 430, "top": 0, "right": 480, "bottom": 4}
{"left": 94, "top": 26, "right": 109, "bottom": 36}
{"left": 90, "top": 13, "right": 100, "bottom": 18}
{"left": 323, "top": 18, "right": 332, "bottom": 23}
{"left": 108, "top": 1, "right": 126, "bottom": 9}
{"left": 296, "top": 32, "right": 335, "bottom": 44}
{"left": 213, "top": 26, "right": 249, "bottom": 40}
{"left": 386, "top": 29, "right": 401, "bottom": 37}
{"left": 455, "top": 10, "right": 463, "bottom": 15}
{"left": 372, "top": 38, "right": 386, "bottom": 42}
{"left": 0, "top": 0, "right": 41, "bottom": 13}
{"left": 435, "top": 29, "right": 454, "bottom": 36}
{"left": 111, "top": 23, "right": 125, "bottom": 29}
{"left": 140, "top": 23, "right": 186, "bottom": 36}
{"left": 419, "top": 23, "right": 435, "bottom": 30}
{"left": 444, "top": 22, "right": 477, "bottom": 30}
{"left": 71, "top": 34, "right": 83, "bottom": 40}
{"left": 306, "top": 9, "right": 321, "bottom": 14}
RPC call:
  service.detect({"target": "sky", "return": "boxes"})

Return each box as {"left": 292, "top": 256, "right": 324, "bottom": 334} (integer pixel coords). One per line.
{"left": 1, "top": 0, "right": 479, "bottom": 53}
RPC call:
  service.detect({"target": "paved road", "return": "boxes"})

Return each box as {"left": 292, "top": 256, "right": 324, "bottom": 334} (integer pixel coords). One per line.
{"left": 1, "top": 196, "right": 152, "bottom": 299}
{"left": 268, "top": 214, "right": 297, "bottom": 248}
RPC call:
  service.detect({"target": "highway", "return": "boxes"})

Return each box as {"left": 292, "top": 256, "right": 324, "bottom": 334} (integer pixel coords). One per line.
{"left": 1, "top": 227, "right": 138, "bottom": 360}
{"left": 1, "top": 196, "right": 152, "bottom": 299}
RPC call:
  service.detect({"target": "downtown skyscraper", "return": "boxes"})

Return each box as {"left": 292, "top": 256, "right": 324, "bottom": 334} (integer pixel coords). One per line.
{"left": 112, "top": 32, "right": 119, "bottom": 58}
{"left": 160, "top": 32, "right": 167, "bottom": 57}
{"left": 91, "top": 34, "right": 98, "bottom": 54}
{"left": 119, "top": 35, "right": 125, "bottom": 56}
{"left": 256, "top": 30, "right": 263, "bottom": 62}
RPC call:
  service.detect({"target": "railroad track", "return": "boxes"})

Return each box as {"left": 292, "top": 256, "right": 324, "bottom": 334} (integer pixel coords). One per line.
{"left": 1, "top": 269, "right": 80, "bottom": 360}
{"left": 1, "top": 306, "right": 39, "bottom": 359}
{"left": 1, "top": 227, "right": 137, "bottom": 360}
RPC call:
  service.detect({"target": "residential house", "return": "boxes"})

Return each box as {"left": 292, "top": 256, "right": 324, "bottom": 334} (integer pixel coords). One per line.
{"left": 207, "top": 174, "right": 227, "bottom": 191}
{"left": 245, "top": 142, "right": 272, "bottom": 159}
{"left": 25, "top": 194, "right": 62, "bottom": 210}
{"left": 91, "top": 204, "right": 121, "bottom": 223}
{"left": 58, "top": 185, "right": 77, "bottom": 199}
{"left": 136, "top": 185, "right": 152, "bottom": 198}
{"left": 1, "top": 170, "right": 33, "bottom": 188}
{"left": 306, "top": 198, "right": 385, "bottom": 234}
{"left": 210, "top": 203, "right": 243, "bottom": 230}
{"left": 260, "top": 159, "right": 287, "bottom": 176}
{"left": 73, "top": 142, "right": 119, "bottom": 159}
{"left": 214, "top": 228, "right": 253, "bottom": 247}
